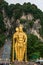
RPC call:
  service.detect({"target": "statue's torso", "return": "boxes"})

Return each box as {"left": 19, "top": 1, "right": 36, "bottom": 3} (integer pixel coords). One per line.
{"left": 14, "top": 32, "right": 26, "bottom": 47}
{"left": 17, "top": 32, "right": 25, "bottom": 43}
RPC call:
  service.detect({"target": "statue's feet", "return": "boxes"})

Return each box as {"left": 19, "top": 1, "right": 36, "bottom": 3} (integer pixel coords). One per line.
{"left": 12, "top": 60, "right": 14, "bottom": 63}
{"left": 25, "top": 60, "right": 28, "bottom": 63}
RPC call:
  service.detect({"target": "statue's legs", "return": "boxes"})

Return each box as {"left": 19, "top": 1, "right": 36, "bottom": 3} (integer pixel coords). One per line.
{"left": 18, "top": 44, "right": 26, "bottom": 61}
{"left": 15, "top": 43, "right": 18, "bottom": 60}
{"left": 20, "top": 45, "right": 26, "bottom": 61}
{"left": 17, "top": 46, "right": 20, "bottom": 61}
{"left": 15, "top": 43, "right": 26, "bottom": 62}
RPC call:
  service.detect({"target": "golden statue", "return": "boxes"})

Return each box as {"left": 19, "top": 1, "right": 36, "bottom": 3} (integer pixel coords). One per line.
{"left": 12, "top": 24, "right": 27, "bottom": 62}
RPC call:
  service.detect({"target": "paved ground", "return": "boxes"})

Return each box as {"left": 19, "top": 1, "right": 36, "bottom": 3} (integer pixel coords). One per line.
{"left": 0, "top": 60, "right": 42, "bottom": 65}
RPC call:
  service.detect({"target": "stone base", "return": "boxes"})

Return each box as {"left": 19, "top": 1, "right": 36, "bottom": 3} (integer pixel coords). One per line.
{"left": 12, "top": 60, "right": 35, "bottom": 65}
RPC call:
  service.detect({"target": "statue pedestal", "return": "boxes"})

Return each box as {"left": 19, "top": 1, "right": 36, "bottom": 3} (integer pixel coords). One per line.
{"left": 12, "top": 60, "right": 35, "bottom": 65}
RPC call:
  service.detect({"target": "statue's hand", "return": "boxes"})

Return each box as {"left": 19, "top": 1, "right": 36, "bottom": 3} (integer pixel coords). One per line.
{"left": 23, "top": 43, "right": 26, "bottom": 47}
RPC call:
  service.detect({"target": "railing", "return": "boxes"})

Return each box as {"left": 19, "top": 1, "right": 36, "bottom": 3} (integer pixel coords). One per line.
{"left": 0, "top": 58, "right": 10, "bottom": 64}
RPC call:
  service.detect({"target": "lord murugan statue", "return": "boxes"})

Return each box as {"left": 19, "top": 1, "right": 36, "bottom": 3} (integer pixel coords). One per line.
{"left": 12, "top": 24, "right": 27, "bottom": 62}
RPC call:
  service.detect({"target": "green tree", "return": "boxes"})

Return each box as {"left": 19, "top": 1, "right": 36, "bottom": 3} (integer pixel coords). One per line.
{"left": 0, "top": 13, "right": 6, "bottom": 33}
{"left": 0, "top": 34, "right": 6, "bottom": 48}
{"left": 27, "top": 34, "right": 43, "bottom": 60}
{"left": 29, "top": 20, "right": 34, "bottom": 28}
{"left": 20, "top": 19, "right": 27, "bottom": 24}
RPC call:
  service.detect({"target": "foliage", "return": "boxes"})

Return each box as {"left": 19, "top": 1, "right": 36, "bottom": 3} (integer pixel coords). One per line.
{"left": 0, "top": 13, "right": 6, "bottom": 33}
{"left": 0, "top": 34, "right": 6, "bottom": 48}
{"left": 13, "top": 9, "right": 22, "bottom": 19}
{"left": 30, "top": 52, "right": 40, "bottom": 59}
{"left": 27, "top": 34, "right": 43, "bottom": 60}
{"left": 29, "top": 20, "right": 34, "bottom": 28}
{"left": 20, "top": 19, "right": 27, "bottom": 24}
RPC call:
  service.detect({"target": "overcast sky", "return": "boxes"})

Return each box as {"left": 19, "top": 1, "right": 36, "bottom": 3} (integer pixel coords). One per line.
{"left": 5, "top": 0, "right": 43, "bottom": 11}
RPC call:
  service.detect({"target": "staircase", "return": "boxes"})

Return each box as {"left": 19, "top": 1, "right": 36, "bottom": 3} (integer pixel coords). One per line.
{"left": 0, "top": 39, "right": 11, "bottom": 60}
{"left": 0, "top": 46, "right": 4, "bottom": 58}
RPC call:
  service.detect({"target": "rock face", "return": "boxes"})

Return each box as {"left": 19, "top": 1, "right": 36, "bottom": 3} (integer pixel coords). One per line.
{"left": 2, "top": 8, "right": 43, "bottom": 41}
{"left": 31, "top": 28, "right": 43, "bottom": 42}
{"left": 2, "top": 9, "right": 12, "bottom": 29}
{"left": 20, "top": 13, "right": 34, "bottom": 20}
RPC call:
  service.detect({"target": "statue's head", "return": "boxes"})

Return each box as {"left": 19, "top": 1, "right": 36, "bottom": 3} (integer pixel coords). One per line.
{"left": 16, "top": 27, "right": 19, "bottom": 32}
{"left": 19, "top": 24, "right": 23, "bottom": 32}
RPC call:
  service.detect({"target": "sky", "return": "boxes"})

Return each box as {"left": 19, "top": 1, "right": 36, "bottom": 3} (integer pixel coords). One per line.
{"left": 5, "top": 0, "right": 43, "bottom": 11}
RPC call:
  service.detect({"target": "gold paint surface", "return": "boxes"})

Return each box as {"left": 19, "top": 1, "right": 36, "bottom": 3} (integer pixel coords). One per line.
{"left": 12, "top": 24, "right": 27, "bottom": 62}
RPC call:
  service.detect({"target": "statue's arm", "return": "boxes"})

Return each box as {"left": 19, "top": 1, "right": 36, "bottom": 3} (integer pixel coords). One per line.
{"left": 24, "top": 33, "right": 27, "bottom": 43}
{"left": 25, "top": 34, "right": 27, "bottom": 43}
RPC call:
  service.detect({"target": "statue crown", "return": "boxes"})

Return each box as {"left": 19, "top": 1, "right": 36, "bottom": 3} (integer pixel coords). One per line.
{"left": 19, "top": 24, "right": 23, "bottom": 28}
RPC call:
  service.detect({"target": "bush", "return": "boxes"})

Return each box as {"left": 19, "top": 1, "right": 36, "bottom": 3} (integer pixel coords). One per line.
{"left": 0, "top": 34, "right": 6, "bottom": 48}
{"left": 27, "top": 34, "right": 43, "bottom": 60}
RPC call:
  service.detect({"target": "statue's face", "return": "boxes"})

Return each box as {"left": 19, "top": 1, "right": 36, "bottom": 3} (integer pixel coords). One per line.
{"left": 19, "top": 27, "right": 23, "bottom": 32}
